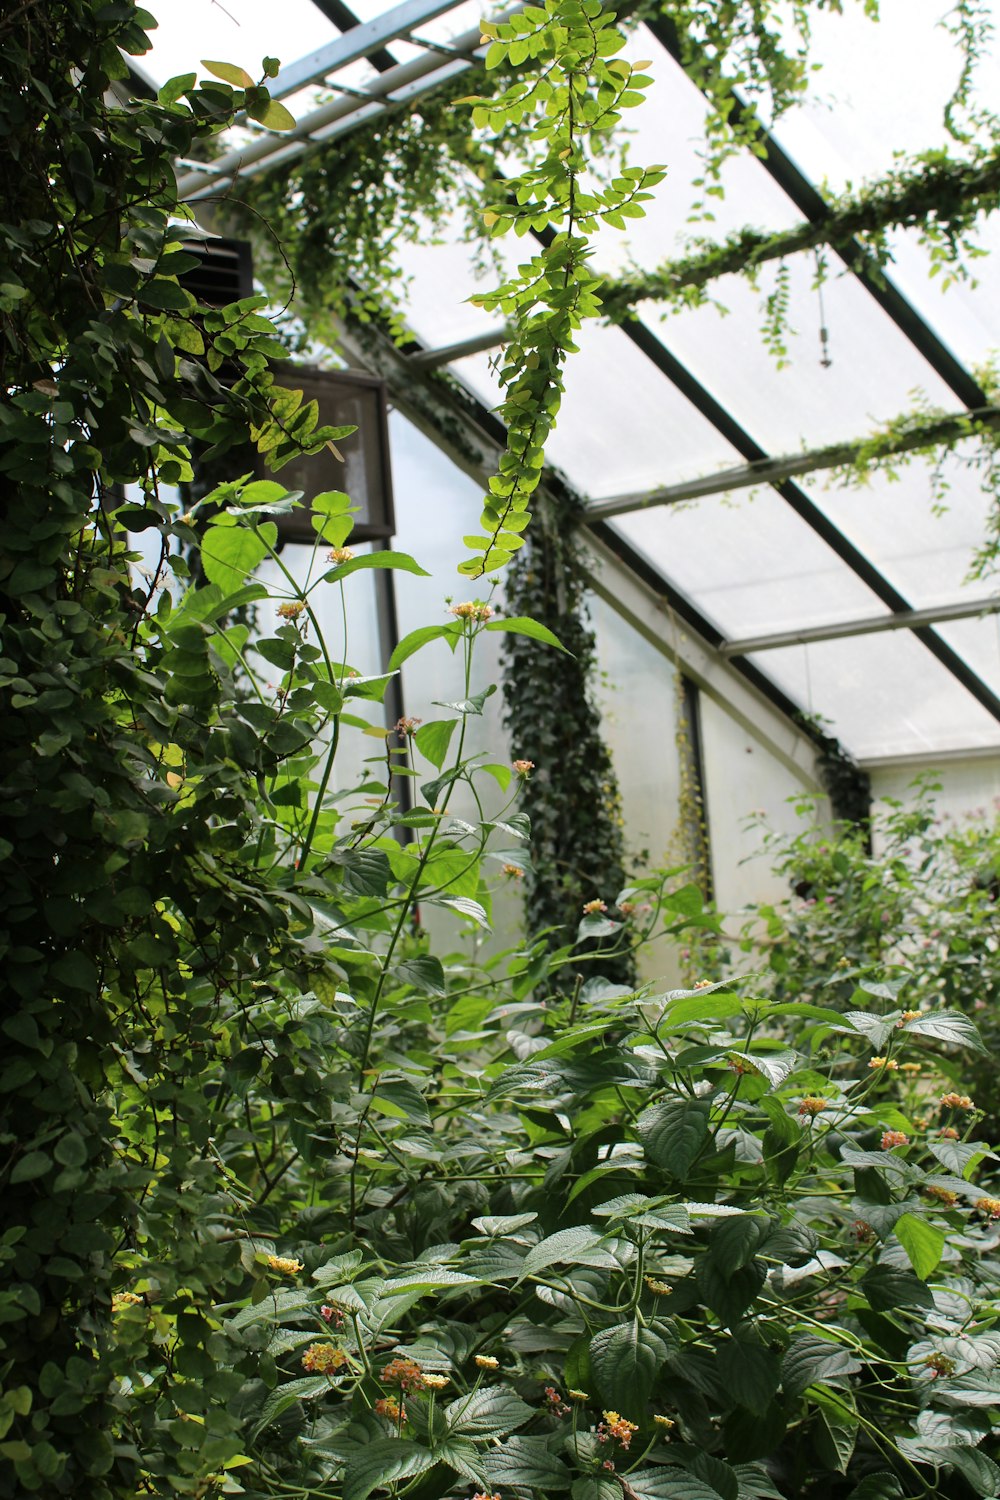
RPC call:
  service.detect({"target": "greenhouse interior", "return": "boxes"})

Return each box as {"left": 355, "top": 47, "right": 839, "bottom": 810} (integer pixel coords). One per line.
{"left": 3, "top": 0, "right": 1000, "bottom": 1496}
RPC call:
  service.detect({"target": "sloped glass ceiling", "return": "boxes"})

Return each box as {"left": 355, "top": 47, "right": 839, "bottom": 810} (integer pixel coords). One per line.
{"left": 139, "top": 0, "right": 1000, "bottom": 762}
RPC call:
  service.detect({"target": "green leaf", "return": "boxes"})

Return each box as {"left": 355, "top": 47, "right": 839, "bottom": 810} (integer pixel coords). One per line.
{"left": 158, "top": 72, "right": 197, "bottom": 103}
{"left": 444, "top": 1385, "right": 533, "bottom": 1439}
{"left": 201, "top": 521, "right": 268, "bottom": 591}
{"left": 589, "top": 1321, "right": 667, "bottom": 1412}
{"left": 708, "top": 1214, "right": 768, "bottom": 1279}
{"left": 253, "top": 1376, "right": 332, "bottom": 1436}
{"left": 389, "top": 623, "right": 460, "bottom": 670}
{"left": 893, "top": 1212, "right": 944, "bottom": 1279}
{"left": 520, "top": 1226, "right": 620, "bottom": 1279}
{"left": 941, "top": 1444, "right": 1000, "bottom": 1495}
{"left": 481, "top": 1436, "right": 571, "bottom": 1489}
{"left": 900, "top": 1010, "right": 986, "bottom": 1051}
{"left": 627, "top": 1469, "right": 727, "bottom": 1500}
{"left": 390, "top": 957, "right": 446, "bottom": 998}
{"left": 260, "top": 99, "right": 296, "bottom": 130}
{"left": 413, "top": 719, "right": 458, "bottom": 770}
{"left": 484, "top": 615, "right": 571, "bottom": 653}
{"left": 861, "top": 1264, "right": 934, "bottom": 1311}
{"left": 201, "top": 58, "right": 255, "bottom": 87}
{"left": 845, "top": 1476, "right": 904, "bottom": 1500}
{"left": 342, "top": 1440, "right": 437, "bottom": 1500}
{"left": 137, "top": 278, "right": 194, "bottom": 311}
{"left": 10, "top": 1151, "right": 50, "bottom": 1184}
{"left": 638, "top": 1097, "right": 711, "bottom": 1178}
{"left": 782, "top": 1335, "right": 862, "bottom": 1397}
{"left": 717, "top": 1337, "right": 781, "bottom": 1415}
{"left": 325, "top": 551, "right": 429, "bottom": 583}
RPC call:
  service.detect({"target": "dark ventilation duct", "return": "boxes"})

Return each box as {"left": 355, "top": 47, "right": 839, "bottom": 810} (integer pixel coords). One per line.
{"left": 179, "top": 237, "right": 394, "bottom": 543}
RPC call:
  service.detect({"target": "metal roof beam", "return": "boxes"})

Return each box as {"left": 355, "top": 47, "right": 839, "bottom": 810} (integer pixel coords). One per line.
{"left": 269, "top": 0, "right": 462, "bottom": 100}
{"left": 721, "top": 596, "right": 1000, "bottom": 657}
{"left": 585, "top": 406, "right": 1000, "bottom": 518}
{"left": 407, "top": 326, "right": 512, "bottom": 368}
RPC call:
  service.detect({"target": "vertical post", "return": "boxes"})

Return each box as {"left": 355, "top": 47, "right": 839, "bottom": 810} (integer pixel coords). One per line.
{"left": 679, "top": 675, "right": 714, "bottom": 903}
{"left": 372, "top": 543, "right": 413, "bottom": 828}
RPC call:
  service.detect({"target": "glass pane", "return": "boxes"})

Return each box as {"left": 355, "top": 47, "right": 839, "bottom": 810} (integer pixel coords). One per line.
{"left": 610, "top": 492, "right": 890, "bottom": 639}
{"left": 141, "top": 0, "right": 334, "bottom": 88}
{"left": 750, "top": 631, "right": 1000, "bottom": 760}
{"left": 455, "top": 322, "right": 742, "bottom": 500}
{"left": 801, "top": 454, "right": 996, "bottom": 608}
{"left": 645, "top": 258, "right": 959, "bottom": 457}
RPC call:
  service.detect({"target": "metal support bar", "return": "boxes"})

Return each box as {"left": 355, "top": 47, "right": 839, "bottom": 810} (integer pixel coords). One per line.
{"left": 178, "top": 32, "right": 483, "bottom": 200}
{"left": 586, "top": 406, "right": 1000, "bottom": 519}
{"left": 268, "top": 0, "right": 462, "bottom": 100}
{"left": 407, "top": 326, "right": 512, "bottom": 368}
{"left": 721, "top": 596, "right": 1000, "bottom": 657}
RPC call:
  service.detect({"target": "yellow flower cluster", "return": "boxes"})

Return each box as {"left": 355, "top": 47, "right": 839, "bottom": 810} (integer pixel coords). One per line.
{"left": 975, "top": 1196, "right": 1000, "bottom": 1219}
{"left": 276, "top": 602, "right": 304, "bottom": 620}
{"left": 327, "top": 547, "right": 355, "bottom": 564}
{"left": 301, "top": 1343, "right": 348, "bottom": 1373}
{"left": 267, "top": 1254, "right": 304, "bottom": 1275}
{"left": 112, "top": 1292, "right": 143, "bottom": 1312}
{"left": 941, "top": 1092, "right": 974, "bottom": 1110}
{"left": 868, "top": 1056, "right": 898, "bottom": 1071}
{"left": 450, "top": 601, "right": 494, "bottom": 621}
{"left": 474, "top": 1354, "right": 500, "bottom": 1370}
{"left": 383, "top": 1357, "right": 428, "bottom": 1391}
{"left": 599, "top": 1411, "right": 639, "bottom": 1449}
{"left": 798, "top": 1096, "right": 828, "bottom": 1117}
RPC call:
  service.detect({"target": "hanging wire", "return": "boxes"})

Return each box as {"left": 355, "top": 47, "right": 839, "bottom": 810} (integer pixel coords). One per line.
{"left": 815, "top": 250, "right": 833, "bottom": 369}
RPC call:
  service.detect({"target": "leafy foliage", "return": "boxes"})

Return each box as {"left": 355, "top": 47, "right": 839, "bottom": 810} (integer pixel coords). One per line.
{"left": 3, "top": 5, "right": 1000, "bottom": 1500}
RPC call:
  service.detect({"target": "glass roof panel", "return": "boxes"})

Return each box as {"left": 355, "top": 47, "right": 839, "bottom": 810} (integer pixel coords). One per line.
{"left": 749, "top": 631, "right": 1000, "bottom": 761}
{"left": 140, "top": 0, "right": 335, "bottom": 89}
{"left": 454, "top": 323, "right": 742, "bottom": 498}
{"left": 610, "top": 491, "right": 889, "bottom": 640}
{"left": 641, "top": 259, "right": 960, "bottom": 457}
{"left": 772, "top": 0, "right": 1000, "bottom": 191}
{"left": 801, "top": 453, "right": 996, "bottom": 609}
{"left": 935, "top": 615, "right": 1000, "bottom": 698}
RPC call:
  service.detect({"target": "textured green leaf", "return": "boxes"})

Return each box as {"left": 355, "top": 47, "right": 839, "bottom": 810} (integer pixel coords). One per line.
{"left": 639, "top": 1097, "right": 711, "bottom": 1178}
{"left": 481, "top": 1437, "right": 570, "bottom": 1488}
{"left": 444, "top": 1384, "right": 533, "bottom": 1438}
{"left": 782, "top": 1335, "right": 862, "bottom": 1397}
{"left": 342, "top": 1440, "right": 437, "bottom": 1500}
{"left": 893, "top": 1213, "right": 944, "bottom": 1279}
{"left": 589, "top": 1321, "right": 667, "bottom": 1412}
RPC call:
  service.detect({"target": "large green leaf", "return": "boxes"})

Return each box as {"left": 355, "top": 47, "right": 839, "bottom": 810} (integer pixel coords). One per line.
{"left": 444, "top": 1384, "right": 533, "bottom": 1438}
{"left": 520, "top": 1226, "right": 621, "bottom": 1279}
{"left": 481, "top": 1436, "right": 571, "bottom": 1488}
{"left": 589, "top": 1321, "right": 668, "bottom": 1412}
{"left": 893, "top": 1212, "right": 944, "bottom": 1279}
{"left": 639, "top": 1097, "right": 711, "bottom": 1178}
{"left": 323, "top": 550, "right": 430, "bottom": 583}
{"left": 485, "top": 615, "right": 571, "bottom": 653}
{"left": 342, "top": 1440, "right": 437, "bottom": 1500}
{"left": 900, "top": 1010, "right": 986, "bottom": 1051}
{"left": 200, "top": 519, "right": 269, "bottom": 591}
{"left": 413, "top": 719, "right": 458, "bottom": 770}
{"left": 627, "top": 1469, "right": 727, "bottom": 1500}
{"left": 717, "top": 1336, "right": 781, "bottom": 1415}
{"left": 782, "top": 1335, "right": 862, "bottom": 1397}
{"left": 861, "top": 1265, "right": 934, "bottom": 1312}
